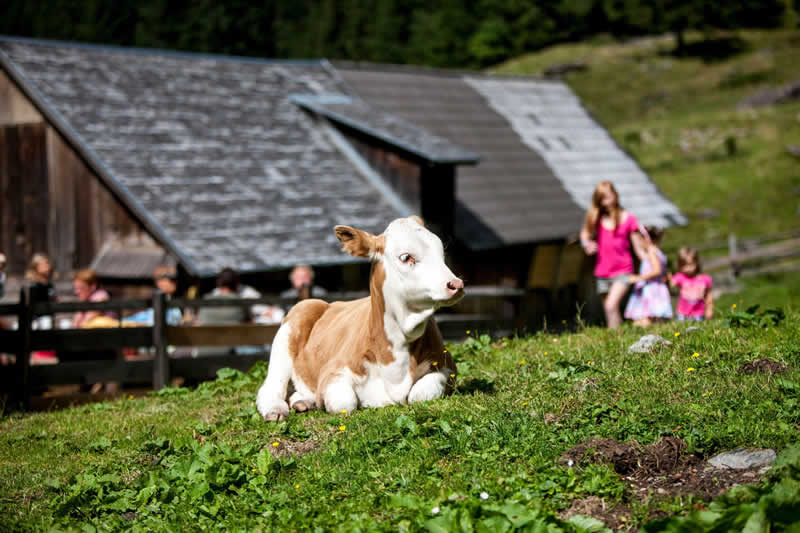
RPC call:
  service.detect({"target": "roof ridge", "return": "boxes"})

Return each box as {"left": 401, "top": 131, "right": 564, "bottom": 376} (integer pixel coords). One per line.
{"left": 0, "top": 34, "right": 327, "bottom": 67}
{"left": 331, "top": 59, "right": 558, "bottom": 83}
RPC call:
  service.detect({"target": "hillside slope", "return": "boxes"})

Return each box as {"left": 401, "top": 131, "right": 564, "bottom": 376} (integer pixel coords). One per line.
{"left": 493, "top": 30, "right": 800, "bottom": 256}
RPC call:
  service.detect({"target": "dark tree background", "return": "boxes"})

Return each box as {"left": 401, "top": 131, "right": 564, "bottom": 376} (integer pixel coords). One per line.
{"left": 1, "top": 0, "right": 795, "bottom": 68}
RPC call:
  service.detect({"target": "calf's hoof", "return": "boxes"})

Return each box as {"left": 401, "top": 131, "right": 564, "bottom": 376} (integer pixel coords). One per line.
{"left": 263, "top": 408, "right": 289, "bottom": 422}
{"left": 291, "top": 400, "right": 316, "bottom": 412}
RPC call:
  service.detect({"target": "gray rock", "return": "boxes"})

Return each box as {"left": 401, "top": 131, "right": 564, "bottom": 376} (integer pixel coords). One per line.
{"left": 708, "top": 448, "right": 776, "bottom": 470}
{"left": 628, "top": 334, "right": 673, "bottom": 354}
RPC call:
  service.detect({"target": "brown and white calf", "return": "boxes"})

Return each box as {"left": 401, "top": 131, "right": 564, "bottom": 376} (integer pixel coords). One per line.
{"left": 256, "top": 216, "right": 464, "bottom": 421}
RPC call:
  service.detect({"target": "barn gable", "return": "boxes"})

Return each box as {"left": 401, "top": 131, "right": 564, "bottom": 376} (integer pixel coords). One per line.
{"left": 0, "top": 38, "right": 401, "bottom": 278}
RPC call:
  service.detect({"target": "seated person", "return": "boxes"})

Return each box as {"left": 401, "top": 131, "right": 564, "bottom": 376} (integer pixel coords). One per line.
{"left": 280, "top": 264, "right": 327, "bottom": 305}
{"left": 71, "top": 268, "right": 115, "bottom": 328}
{"left": 124, "top": 265, "right": 183, "bottom": 326}
{"left": 193, "top": 267, "right": 251, "bottom": 356}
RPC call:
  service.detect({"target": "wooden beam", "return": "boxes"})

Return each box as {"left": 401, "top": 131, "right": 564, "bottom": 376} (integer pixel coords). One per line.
{"left": 31, "top": 327, "right": 153, "bottom": 351}
{"left": 166, "top": 324, "right": 280, "bottom": 346}
{"left": 30, "top": 353, "right": 269, "bottom": 386}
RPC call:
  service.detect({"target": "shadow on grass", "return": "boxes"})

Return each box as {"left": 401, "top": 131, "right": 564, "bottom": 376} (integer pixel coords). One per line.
{"left": 455, "top": 377, "right": 496, "bottom": 395}
{"left": 662, "top": 36, "right": 749, "bottom": 62}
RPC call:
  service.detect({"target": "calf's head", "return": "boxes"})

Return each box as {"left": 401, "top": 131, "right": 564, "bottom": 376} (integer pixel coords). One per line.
{"left": 334, "top": 216, "right": 464, "bottom": 311}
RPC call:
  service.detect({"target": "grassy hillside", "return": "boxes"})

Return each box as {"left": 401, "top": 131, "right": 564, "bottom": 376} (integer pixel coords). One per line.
{"left": 494, "top": 30, "right": 800, "bottom": 257}
{"left": 2, "top": 311, "right": 799, "bottom": 531}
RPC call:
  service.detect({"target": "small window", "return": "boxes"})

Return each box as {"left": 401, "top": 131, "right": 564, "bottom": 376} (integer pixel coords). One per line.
{"left": 537, "top": 136, "right": 550, "bottom": 150}
{"left": 558, "top": 136, "right": 571, "bottom": 150}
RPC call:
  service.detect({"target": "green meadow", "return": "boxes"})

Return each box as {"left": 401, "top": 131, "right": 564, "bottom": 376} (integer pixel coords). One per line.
{"left": 2, "top": 308, "right": 799, "bottom": 531}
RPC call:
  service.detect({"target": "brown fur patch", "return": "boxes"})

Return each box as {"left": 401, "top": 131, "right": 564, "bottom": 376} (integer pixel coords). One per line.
{"left": 335, "top": 225, "right": 377, "bottom": 258}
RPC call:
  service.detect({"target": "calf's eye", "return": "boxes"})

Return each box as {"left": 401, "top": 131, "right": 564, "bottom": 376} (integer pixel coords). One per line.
{"left": 399, "top": 253, "right": 414, "bottom": 264}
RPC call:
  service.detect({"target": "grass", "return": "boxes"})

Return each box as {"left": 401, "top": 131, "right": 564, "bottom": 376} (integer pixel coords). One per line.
{"left": 493, "top": 29, "right": 800, "bottom": 259}
{"left": 2, "top": 308, "right": 799, "bottom": 531}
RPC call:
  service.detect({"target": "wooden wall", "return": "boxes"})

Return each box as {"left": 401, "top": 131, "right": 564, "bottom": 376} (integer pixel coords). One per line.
{"left": 1, "top": 69, "right": 150, "bottom": 282}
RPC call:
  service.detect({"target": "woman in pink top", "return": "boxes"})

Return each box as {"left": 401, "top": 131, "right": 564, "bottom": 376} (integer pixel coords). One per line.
{"left": 71, "top": 268, "right": 114, "bottom": 328}
{"left": 580, "top": 181, "right": 647, "bottom": 328}
{"left": 670, "top": 247, "right": 713, "bottom": 321}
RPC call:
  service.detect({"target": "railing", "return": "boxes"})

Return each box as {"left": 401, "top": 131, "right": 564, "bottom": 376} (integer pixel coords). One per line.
{"left": 0, "top": 286, "right": 527, "bottom": 410}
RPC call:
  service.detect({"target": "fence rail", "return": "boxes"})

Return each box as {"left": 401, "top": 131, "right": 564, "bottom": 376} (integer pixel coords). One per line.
{"left": 1, "top": 286, "right": 524, "bottom": 410}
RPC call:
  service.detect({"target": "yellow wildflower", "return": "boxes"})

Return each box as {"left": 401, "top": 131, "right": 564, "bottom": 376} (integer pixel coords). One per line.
{"left": 272, "top": 441, "right": 279, "bottom": 447}
{"left": 732, "top": 304, "right": 737, "bottom": 309}
{"left": 296, "top": 484, "right": 300, "bottom": 489}
{"left": 450, "top": 373, "right": 455, "bottom": 378}
{"left": 466, "top": 330, "right": 471, "bottom": 334}
{"left": 341, "top": 410, "right": 347, "bottom": 414}
{"left": 522, "top": 402, "right": 528, "bottom": 406}
{"left": 674, "top": 332, "right": 680, "bottom": 337}
{"left": 128, "top": 395, "right": 134, "bottom": 400}
{"left": 339, "top": 425, "right": 346, "bottom": 431}
{"left": 432, "top": 361, "right": 438, "bottom": 366}
{"left": 691, "top": 352, "right": 700, "bottom": 358}
{"left": 519, "top": 360, "right": 525, "bottom": 365}
{"left": 686, "top": 367, "right": 695, "bottom": 372}
{"left": 544, "top": 351, "right": 548, "bottom": 355}
{"left": 587, "top": 361, "right": 593, "bottom": 365}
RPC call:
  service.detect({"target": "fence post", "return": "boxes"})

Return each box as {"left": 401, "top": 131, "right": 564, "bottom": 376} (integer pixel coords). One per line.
{"left": 16, "top": 287, "right": 32, "bottom": 410}
{"left": 152, "top": 289, "right": 169, "bottom": 390}
{"left": 728, "top": 233, "right": 739, "bottom": 281}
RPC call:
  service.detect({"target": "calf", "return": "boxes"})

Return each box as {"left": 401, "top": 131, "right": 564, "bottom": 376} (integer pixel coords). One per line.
{"left": 256, "top": 216, "right": 464, "bottom": 421}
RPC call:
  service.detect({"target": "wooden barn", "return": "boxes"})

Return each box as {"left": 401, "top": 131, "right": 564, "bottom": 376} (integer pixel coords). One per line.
{"left": 0, "top": 37, "right": 685, "bottom": 326}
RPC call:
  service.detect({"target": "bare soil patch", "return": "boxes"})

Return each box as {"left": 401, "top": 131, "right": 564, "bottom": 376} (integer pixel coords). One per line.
{"left": 738, "top": 358, "right": 787, "bottom": 375}
{"left": 269, "top": 438, "right": 319, "bottom": 459}
{"left": 560, "top": 437, "right": 770, "bottom": 527}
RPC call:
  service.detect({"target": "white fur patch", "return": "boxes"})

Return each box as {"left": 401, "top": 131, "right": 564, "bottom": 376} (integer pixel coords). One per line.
{"left": 256, "top": 323, "right": 293, "bottom": 419}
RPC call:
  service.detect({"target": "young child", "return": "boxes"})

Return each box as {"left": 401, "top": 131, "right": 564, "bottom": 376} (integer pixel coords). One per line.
{"left": 624, "top": 226, "right": 673, "bottom": 326}
{"left": 670, "top": 247, "right": 713, "bottom": 321}
{"left": 580, "top": 181, "right": 646, "bottom": 329}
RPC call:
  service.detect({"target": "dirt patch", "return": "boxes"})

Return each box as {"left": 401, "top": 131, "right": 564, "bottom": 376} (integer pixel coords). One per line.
{"left": 269, "top": 438, "right": 319, "bottom": 459}
{"left": 738, "top": 358, "right": 787, "bottom": 375}
{"left": 558, "top": 496, "right": 632, "bottom": 531}
{"left": 560, "top": 437, "right": 770, "bottom": 526}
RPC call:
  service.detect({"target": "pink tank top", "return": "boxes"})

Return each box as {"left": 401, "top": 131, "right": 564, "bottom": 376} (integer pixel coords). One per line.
{"left": 594, "top": 213, "right": 638, "bottom": 278}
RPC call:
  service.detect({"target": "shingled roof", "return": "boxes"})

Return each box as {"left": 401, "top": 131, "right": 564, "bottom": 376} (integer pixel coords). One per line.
{"left": 0, "top": 38, "right": 402, "bottom": 276}
{"left": 335, "top": 63, "right": 686, "bottom": 247}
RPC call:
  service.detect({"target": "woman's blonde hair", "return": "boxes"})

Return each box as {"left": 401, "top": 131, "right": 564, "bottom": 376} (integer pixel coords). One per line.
{"left": 73, "top": 268, "right": 99, "bottom": 287}
{"left": 677, "top": 247, "right": 702, "bottom": 273}
{"left": 25, "top": 253, "right": 52, "bottom": 282}
{"left": 583, "top": 181, "right": 623, "bottom": 239}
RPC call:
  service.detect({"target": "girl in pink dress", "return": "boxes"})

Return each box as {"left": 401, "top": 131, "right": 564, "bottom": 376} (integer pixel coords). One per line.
{"left": 580, "top": 181, "right": 648, "bottom": 328}
{"left": 670, "top": 247, "right": 713, "bottom": 321}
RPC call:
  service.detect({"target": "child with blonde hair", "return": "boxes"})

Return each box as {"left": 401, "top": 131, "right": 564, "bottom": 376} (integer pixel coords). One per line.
{"left": 624, "top": 226, "right": 673, "bottom": 326}
{"left": 670, "top": 247, "right": 713, "bottom": 321}
{"left": 580, "top": 181, "right": 647, "bottom": 328}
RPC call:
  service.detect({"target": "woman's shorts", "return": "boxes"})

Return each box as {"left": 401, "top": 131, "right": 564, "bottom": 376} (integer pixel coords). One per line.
{"left": 596, "top": 274, "right": 631, "bottom": 295}
{"left": 677, "top": 314, "right": 704, "bottom": 322}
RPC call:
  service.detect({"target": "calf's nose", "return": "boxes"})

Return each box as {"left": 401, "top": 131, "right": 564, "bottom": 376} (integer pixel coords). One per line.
{"left": 446, "top": 278, "right": 464, "bottom": 295}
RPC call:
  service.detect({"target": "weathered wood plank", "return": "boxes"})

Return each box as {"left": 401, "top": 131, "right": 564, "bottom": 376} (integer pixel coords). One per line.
{"left": 31, "top": 327, "right": 153, "bottom": 351}
{"left": 30, "top": 353, "right": 268, "bottom": 386}
{"left": 167, "top": 324, "right": 279, "bottom": 346}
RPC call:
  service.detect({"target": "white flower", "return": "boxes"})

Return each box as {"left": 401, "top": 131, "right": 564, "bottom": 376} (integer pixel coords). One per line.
{"left": 479, "top": 492, "right": 489, "bottom": 500}
{"left": 431, "top": 507, "right": 440, "bottom": 515}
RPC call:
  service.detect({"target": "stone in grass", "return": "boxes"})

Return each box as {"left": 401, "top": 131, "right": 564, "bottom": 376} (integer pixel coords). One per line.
{"left": 708, "top": 448, "right": 776, "bottom": 470}
{"left": 628, "top": 334, "right": 672, "bottom": 354}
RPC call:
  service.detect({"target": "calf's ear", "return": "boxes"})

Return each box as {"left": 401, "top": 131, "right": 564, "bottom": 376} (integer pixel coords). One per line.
{"left": 335, "top": 225, "right": 383, "bottom": 258}
{"left": 409, "top": 215, "right": 425, "bottom": 227}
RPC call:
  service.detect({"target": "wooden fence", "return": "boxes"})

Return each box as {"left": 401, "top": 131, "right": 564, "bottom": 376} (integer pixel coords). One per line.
{"left": 0, "top": 287, "right": 525, "bottom": 410}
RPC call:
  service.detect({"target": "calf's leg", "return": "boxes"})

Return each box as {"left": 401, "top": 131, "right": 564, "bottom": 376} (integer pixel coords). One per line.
{"left": 256, "top": 323, "right": 293, "bottom": 421}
